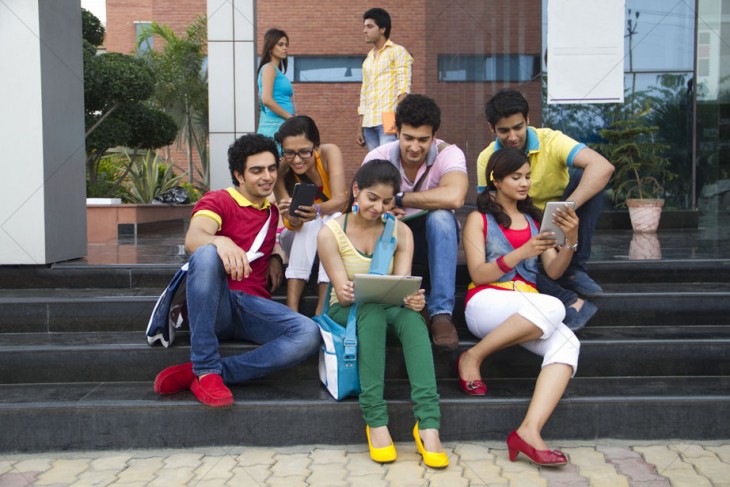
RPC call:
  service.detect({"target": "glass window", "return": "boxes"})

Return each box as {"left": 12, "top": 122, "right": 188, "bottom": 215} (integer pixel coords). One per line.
{"left": 135, "top": 22, "right": 153, "bottom": 53}
{"left": 438, "top": 54, "right": 540, "bottom": 82}
{"left": 624, "top": 0, "right": 695, "bottom": 72}
{"left": 291, "top": 56, "right": 365, "bottom": 83}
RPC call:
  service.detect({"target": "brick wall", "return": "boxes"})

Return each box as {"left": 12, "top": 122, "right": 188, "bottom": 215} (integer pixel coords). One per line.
{"left": 106, "top": 0, "right": 205, "bottom": 54}
{"left": 257, "top": 1, "right": 428, "bottom": 187}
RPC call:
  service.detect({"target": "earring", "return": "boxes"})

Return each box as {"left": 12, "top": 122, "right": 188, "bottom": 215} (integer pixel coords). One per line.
{"left": 352, "top": 202, "right": 359, "bottom": 214}
{"left": 381, "top": 213, "right": 388, "bottom": 222}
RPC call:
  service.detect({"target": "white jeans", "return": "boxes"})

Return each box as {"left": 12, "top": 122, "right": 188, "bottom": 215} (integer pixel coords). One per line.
{"left": 279, "top": 213, "right": 340, "bottom": 283}
{"left": 464, "top": 289, "right": 580, "bottom": 374}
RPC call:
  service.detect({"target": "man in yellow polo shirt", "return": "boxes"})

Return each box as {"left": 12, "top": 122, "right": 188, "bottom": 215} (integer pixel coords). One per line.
{"left": 476, "top": 89, "right": 614, "bottom": 331}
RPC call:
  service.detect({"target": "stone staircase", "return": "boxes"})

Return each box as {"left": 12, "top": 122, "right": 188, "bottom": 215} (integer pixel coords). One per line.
{"left": 1, "top": 259, "right": 729, "bottom": 452}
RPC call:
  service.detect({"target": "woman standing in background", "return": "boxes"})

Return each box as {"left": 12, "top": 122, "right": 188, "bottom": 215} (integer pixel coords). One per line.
{"left": 257, "top": 28, "right": 294, "bottom": 139}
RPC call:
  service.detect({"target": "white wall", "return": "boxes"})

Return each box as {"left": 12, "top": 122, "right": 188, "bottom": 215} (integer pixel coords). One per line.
{"left": 207, "top": 0, "right": 257, "bottom": 190}
{"left": 0, "top": 0, "right": 87, "bottom": 264}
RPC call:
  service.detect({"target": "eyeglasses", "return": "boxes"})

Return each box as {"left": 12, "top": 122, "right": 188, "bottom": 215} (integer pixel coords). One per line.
{"left": 281, "top": 147, "right": 314, "bottom": 160}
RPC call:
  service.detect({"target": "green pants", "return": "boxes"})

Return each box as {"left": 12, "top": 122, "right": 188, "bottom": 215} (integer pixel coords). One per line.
{"left": 328, "top": 303, "right": 441, "bottom": 429}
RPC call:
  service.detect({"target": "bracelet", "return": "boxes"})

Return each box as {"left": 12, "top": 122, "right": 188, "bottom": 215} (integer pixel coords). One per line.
{"left": 496, "top": 255, "right": 513, "bottom": 273}
{"left": 314, "top": 204, "right": 321, "bottom": 218}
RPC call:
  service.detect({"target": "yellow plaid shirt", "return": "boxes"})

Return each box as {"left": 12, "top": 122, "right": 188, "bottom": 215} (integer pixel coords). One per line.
{"left": 358, "top": 39, "right": 413, "bottom": 128}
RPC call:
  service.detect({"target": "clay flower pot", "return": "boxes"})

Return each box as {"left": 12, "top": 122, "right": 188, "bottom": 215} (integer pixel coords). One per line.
{"left": 626, "top": 199, "right": 664, "bottom": 233}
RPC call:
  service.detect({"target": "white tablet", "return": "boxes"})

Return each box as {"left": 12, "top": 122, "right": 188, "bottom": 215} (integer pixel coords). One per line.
{"left": 353, "top": 274, "right": 422, "bottom": 305}
{"left": 540, "top": 201, "right": 575, "bottom": 244}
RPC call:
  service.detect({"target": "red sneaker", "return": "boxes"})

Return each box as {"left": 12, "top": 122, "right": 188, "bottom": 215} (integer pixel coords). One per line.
{"left": 190, "top": 374, "right": 234, "bottom": 408}
{"left": 153, "top": 362, "right": 194, "bottom": 395}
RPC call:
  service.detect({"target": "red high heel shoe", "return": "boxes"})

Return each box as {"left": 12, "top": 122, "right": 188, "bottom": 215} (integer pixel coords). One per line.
{"left": 506, "top": 430, "right": 567, "bottom": 467}
{"left": 456, "top": 352, "right": 487, "bottom": 396}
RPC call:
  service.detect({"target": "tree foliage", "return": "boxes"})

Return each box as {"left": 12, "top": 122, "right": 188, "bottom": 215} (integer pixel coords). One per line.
{"left": 81, "top": 7, "right": 105, "bottom": 47}
{"left": 137, "top": 17, "right": 209, "bottom": 190}
{"left": 82, "top": 8, "right": 177, "bottom": 191}
{"left": 592, "top": 109, "right": 676, "bottom": 206}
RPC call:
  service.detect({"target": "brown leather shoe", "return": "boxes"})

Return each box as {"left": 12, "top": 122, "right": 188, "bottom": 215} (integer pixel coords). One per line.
{"left": 429, "top": 314, "right": 459, "bottom": 351}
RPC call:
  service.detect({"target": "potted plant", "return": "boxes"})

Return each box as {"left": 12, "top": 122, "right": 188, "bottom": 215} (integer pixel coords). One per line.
{"left": 593, "top": 109, "right": 677, "bottom": 232}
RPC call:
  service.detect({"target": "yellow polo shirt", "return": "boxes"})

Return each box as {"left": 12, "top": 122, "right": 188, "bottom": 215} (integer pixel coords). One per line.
{"left": 476, "top": 127, "right": 586, "bottom": 209}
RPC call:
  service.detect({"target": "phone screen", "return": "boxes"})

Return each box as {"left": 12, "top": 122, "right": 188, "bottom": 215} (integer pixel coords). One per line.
{"left": 289, "top": 183, "right": 318, "bottom": 216}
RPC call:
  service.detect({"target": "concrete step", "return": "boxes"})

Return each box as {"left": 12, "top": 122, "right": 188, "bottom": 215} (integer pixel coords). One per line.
{"left": 2, "top": 330, "right": 729, "bottom": 384}
{"left": 1, "top": 258, "right": 728, "bottom": 290}
{"left": 3, "top": 285, "right": 730, "bottom": 332}
{"left": 1, "top": 376, "right": 729, "bottom": 452}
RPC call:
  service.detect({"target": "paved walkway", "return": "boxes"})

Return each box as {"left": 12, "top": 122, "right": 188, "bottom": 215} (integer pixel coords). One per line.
{"left": 2, "top": 440, "right": 730, "bottom": 486}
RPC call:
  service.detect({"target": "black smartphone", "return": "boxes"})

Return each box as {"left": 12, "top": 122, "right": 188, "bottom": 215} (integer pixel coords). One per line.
{"left": 289, "top": 183, "right": 318, "bottom": 216}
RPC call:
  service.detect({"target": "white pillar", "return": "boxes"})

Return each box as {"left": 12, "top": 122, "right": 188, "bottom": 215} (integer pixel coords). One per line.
{"left": 0, "top": 0, "right": 87, "bottom": 264}
{"left": 207, "top": 0, "right": 257, "bottom": 190}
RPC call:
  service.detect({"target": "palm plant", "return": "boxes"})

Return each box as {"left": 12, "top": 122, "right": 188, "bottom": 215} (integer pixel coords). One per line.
{"left": 123, "top": 151, "right": 187, "bottom": 204}
{"left": 137, "top": 17, "right": 209, "bottom": 191}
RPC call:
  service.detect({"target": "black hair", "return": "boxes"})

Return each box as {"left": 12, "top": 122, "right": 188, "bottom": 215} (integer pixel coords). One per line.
{"left": 227, "top": 133, "right": 279, "bottom": 186}
{"left": 257, "top": 28, "right": 288, "bottom": 74}
{"left": 363, "top": 8, "right": 391, "bottom": 39}
{"left": 274, "top": 115, "right": 322, "bottom": 196}
{"left": 346, "top": 159, "right": 401, "bottom": 213}
{"left": 476, "top": 147, "right": 542, "bottom": 228}
{"left": 395, "top": 94, "right": 441, "bottom": 134}
{"left": 485, "top": 89, "right": 530, "bottom": 127}
{"left": 274, "top": 115, "right": 320, "bottom": 146}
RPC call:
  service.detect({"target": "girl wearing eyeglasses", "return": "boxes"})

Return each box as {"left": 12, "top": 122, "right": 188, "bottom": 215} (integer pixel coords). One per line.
{"left": 274, "top": 116, "right": 349, "bottom": 315}
{"left": 257, "top": 29, "right": 294, "bottom": 139}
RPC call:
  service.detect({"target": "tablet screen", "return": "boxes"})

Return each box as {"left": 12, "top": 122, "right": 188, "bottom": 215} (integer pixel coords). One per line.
{"left": 353, "top": 274, "right": 422, "bottom": 305}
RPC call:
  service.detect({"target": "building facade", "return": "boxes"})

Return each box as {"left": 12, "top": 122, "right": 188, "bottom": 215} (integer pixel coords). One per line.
{"left": 104, "top": 0, "right": 730, "bottom": 225}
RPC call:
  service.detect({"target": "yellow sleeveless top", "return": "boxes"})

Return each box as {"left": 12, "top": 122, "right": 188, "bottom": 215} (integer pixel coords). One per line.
{"left": 325, "top": 217, "right": 396, "bottom": 306}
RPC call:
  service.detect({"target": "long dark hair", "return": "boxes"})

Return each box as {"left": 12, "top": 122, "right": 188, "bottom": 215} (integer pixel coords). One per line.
{"left": 275, "top": 115, "right": 321, "bottom": 195}
{"left": 257, "top": 28, "right": 288, "bottom": 74}
{"left": 346, "top": 160, "right": 401, "bottom": 213}
{"left": 476, "top": 148, "right": 542, "bottom": 228}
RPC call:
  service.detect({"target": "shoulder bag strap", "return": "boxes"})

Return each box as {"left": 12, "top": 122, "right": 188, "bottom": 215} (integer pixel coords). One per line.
{"left": 368, "top": 213, "right": 397, "bottom": 275}
{"left": 245, "top": 209, "right": 273, "bottom": 263}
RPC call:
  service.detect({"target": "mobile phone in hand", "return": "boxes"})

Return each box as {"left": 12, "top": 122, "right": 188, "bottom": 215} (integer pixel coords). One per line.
{"left": 289, "top": 183, "right": 318, "bottom": 217}
{"left": 540, "top": 201, "right": 576, "bottom": 244}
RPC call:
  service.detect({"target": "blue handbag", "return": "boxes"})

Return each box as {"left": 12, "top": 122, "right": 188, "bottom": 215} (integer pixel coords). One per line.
{"left": 315, "top": 213, "right": 397, "bottom": 400}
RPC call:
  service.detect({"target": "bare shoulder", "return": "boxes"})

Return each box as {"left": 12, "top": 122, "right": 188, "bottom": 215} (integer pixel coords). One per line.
{"left": 464, "top": 210, "right": 485, "bottom": 230}
{"left": 396, "top": 219, "right": 413, "bottom": 240}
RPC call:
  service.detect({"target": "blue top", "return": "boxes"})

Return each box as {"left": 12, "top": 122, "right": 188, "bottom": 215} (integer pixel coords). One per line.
{"left": 257, "top": 63, "right": 294, "bottom": 137}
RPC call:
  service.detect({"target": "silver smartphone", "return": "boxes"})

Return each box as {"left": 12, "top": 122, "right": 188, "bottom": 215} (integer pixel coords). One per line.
{"left": 540, "top": 201, "right": 576, "bottom": 244}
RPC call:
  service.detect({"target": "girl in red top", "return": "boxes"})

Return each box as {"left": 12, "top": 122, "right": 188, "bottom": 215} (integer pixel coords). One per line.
{"left": 459, "top": 148, "right": 580, "bottom": 467}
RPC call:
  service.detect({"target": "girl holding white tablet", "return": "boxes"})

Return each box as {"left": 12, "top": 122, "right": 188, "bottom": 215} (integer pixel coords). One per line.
{"left": 459, "top": 147, "right": 580, "bottom": 467}
{"left": 317, "top": 160, "right": 448, "bottom": 469}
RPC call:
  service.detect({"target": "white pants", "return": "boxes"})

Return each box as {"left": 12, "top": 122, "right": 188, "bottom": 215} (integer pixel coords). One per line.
{"left": 279, "top": 212, "right": 340, "bottom": 283}
{"left": 464, "top": 289, "right": 580, "bottom": 375}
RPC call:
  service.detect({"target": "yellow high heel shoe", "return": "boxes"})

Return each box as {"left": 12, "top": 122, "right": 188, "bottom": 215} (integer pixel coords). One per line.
{"left": 366, "top": 425, "right": 397, "bottom": 463}
{"left": 413, "top": 422, "right": 449, "bottom": 468}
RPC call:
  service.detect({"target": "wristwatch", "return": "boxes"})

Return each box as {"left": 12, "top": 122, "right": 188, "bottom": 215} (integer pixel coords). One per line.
{"left": 563, "top": 240, "right": 579, "bottom": 251}
{"left": 395, "top": 191, "right": 405, "bottom": 208}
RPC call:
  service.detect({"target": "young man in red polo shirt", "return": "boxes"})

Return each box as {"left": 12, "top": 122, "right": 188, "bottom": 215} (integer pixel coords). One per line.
{"left": 153, "top": 134, "right": 320, "bottom": 407}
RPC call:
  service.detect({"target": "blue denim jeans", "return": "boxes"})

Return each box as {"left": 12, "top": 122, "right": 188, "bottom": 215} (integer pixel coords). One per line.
{"left": 363, "top": 125, "right": 397, "bottom": 151}
{"left": 564, "top": 167, "right": 603, "bottom": 271}
{"left": 538, "top": 167, "right": 605, "bottom": 305}
{"left": 404, "top": 210, "right": 459, "bottom": 317}
{"left": 186, "top": 245, "right": 321, "bottom": 383}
